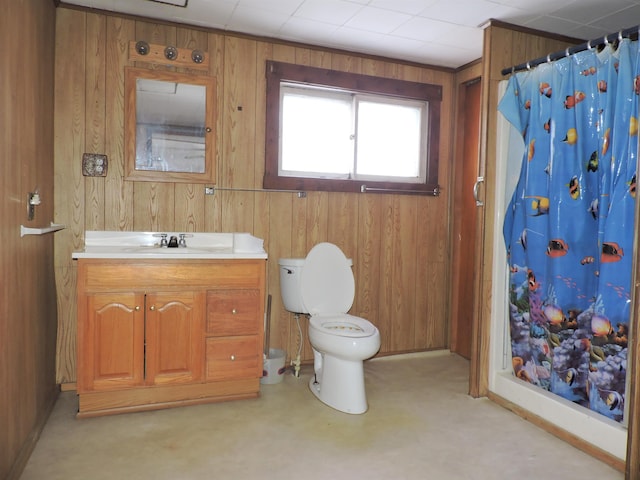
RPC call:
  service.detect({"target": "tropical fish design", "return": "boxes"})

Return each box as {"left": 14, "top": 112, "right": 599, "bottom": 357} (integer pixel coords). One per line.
{"left": 602, "top": 128, "right": 610, "bottom": 155}
{"left": 587, "top": 198, "right": 599, "bottom": 219}
{"left": 564, "top": 91, "right": 586, "bottom": 109}
{"left": 546, "top": 239, "right": 568, "bottom": 257}
{"left": 568, "top": 176, "right": 580, "bottom": 199}
{"left": 587, "top": 151, "right": 598, "bottom": 172}
{"left": 527, "top": 196, "right": 549, "bottom": 216}
{"left": 543, "top": 304, "right": 565, "bottom": 325}
{"left": 563, "top": 128, "right": 578, "bottom": 145}
{"left": 591, "top": 315, "right": 613, "bottom": 337}
{"left": 580, "top": 256, "right": 595, "bottom": 265}
{"left": 527, "top": 269, "right": 539, "bottom": 291}
{"left": 601, "top": 242, "right": 623, "bottom": 263}
{"left": 499, "top": 45, "right": 635, "bottom": 423}
{"left": 539, "top": 82, "right": 552, "bottom": 97}
{"left": 528, "top": 139, "right": 535, "bottom": 161}
{"left": 598, "top": 80, "right": 607, "bottom": 93}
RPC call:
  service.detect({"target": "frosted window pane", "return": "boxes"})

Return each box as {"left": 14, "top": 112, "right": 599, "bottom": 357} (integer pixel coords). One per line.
{"left": 356, "top": 102, "right": 422, "bottom": 177}
{"left": 281, "top": 94, "right": 353, "bottom": 175}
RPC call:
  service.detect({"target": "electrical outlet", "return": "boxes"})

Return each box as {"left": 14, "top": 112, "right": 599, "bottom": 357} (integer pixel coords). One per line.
{"left": 204, "top": 186, "right": 215, "bottom": 195}
{"left": 82, "top": 153, "right": 108, "bottom": 177}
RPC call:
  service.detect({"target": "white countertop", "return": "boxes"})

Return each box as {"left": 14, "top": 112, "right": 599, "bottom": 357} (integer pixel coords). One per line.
{"left": 72, "top": 231, "right": 268, "bottom": 260}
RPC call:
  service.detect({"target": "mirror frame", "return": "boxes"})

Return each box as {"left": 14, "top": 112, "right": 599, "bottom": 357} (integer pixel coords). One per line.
{"left": 125, "top": 67, "right": 216, "bottom": 183}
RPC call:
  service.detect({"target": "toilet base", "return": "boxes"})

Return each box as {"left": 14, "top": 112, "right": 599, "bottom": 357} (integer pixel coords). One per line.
{"left": 308, "top": 353, "right": 368, "bottom": 414}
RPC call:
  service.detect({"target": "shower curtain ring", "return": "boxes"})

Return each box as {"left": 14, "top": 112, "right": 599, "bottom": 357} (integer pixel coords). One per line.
{"left": 565, "top": 47, "right": 570, "bottom": 57}
{"left": 604, "top": 35, "right": 610, "bottom": 46}
{"left": 619, "top": 31, "right": 623, "bottom": 42}
{"left": 546, "top": 54, "right": 551, "bottom": 63}
{"left": 526, "top": 61, "right": 531, "bottom": 70}
{"left": 587, "top": 40, "right": 592, "bottom": 51}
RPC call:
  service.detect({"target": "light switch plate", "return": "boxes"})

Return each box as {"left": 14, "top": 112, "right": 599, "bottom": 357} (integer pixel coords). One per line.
{"left": 82, "top": 153, "right": 108, "bottom": 177}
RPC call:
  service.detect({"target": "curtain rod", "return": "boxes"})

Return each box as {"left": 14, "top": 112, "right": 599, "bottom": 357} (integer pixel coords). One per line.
{"left": 501, "top": 25, "right": 640, "bottom": 76}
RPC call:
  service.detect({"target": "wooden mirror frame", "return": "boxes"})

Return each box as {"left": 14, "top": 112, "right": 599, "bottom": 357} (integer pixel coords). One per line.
{"left": 124, "top": 67, "right": 216, "bottom": 183}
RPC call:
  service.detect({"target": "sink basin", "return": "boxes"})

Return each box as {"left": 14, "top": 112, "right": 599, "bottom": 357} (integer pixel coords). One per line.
{"left": 118, "top": 246, "right": 232, "bottom": 254}
{"left": 72, "top": 231, "right": 267, "bottom": 260}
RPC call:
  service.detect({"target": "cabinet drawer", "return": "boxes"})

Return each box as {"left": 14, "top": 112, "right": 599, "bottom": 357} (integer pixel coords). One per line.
{"left": 207, "top": 289, "right": 260, "bottom": 336}
{"left": 206, "top": 335, "right": 263, "bottom": 381}
{"left": 205, "top": 336, "right": 261, "bottom": 381}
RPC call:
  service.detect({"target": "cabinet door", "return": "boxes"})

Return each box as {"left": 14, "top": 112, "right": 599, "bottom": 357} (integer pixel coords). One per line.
{"left": 145, "top": 291, "right": 204, "bottom": 386}
{"left": 79, "top": 292, "right": 145, "bottom": 392}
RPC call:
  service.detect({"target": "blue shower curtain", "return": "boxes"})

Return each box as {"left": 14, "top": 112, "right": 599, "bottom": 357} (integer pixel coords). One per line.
{"left": 499, "top": 39, "right": 638, "bottom": 422}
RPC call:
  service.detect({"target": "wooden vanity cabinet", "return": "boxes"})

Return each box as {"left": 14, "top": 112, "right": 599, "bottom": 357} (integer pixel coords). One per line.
{"left": 76, "top": 258, "right": 265, "bottom": 417}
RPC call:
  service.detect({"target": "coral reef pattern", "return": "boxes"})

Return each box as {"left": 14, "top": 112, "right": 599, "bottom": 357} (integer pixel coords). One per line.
{"left": 499, "top": 39, "right": 638, "bottom": 422}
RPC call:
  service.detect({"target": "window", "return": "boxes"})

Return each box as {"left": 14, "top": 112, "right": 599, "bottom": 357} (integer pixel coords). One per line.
{"left": 265, "top": 61, "right": 442, "bottom": 195}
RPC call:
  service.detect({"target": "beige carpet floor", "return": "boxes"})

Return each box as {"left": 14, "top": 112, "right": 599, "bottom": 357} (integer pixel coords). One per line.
{"left": 20, "top": 351, "right": 623, "bottom": 479}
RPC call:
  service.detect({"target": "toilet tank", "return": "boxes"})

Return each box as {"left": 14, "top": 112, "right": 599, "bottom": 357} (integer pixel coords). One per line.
{"left": 278, "top": 258, "right": 307, "bottom": 313}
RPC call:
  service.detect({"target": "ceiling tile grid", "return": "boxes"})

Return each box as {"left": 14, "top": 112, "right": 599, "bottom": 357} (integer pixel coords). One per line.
{"left": 62, "top": 0, "right": 640, "bottom": 68}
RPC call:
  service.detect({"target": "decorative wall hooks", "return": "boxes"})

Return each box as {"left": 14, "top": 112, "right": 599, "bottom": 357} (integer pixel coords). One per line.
{"left": 129, "top": 40, "right": 210, "bottom": 70}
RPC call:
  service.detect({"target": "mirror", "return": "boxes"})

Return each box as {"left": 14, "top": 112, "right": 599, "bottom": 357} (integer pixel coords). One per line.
{"left": 125, "top": 67, "right": 216, "bottom": 183}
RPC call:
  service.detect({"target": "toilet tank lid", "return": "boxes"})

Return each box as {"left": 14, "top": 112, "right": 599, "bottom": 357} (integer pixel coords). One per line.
{"left": 278, "top": 257, "right": 352, "bottom": 267}
{"left": 278, "top": 258, "right": 305, "bottom": 267}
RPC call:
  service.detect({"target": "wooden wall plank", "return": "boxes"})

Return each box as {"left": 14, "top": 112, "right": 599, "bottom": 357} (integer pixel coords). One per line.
{"left": 54, "top": 9, "right": 456, "bottom": 380}
{"left": 104, "top": 16, "right": 135, "bottom": 232}
{"left": 54, "top": 8, "right": 86, "bottom": 384}
{"left": 84, "top": 13, "right": 106, "bottom": 231}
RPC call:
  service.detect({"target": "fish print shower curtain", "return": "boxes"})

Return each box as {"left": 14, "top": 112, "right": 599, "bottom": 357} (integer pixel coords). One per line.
{"left": 499, "top": 39, "right": 638, "bottom": 422}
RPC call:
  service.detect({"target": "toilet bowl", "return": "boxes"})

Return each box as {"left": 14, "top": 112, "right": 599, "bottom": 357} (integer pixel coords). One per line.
{"left": 279, "top": 243, "right": 381, "bottom": 414}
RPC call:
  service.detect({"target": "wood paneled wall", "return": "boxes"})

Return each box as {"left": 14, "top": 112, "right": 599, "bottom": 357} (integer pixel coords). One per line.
{"left": 54, "top": 8, "right": 456, "bottom": 384}
{"left": 1, "top": 1, "right": 58, "bottom": 478}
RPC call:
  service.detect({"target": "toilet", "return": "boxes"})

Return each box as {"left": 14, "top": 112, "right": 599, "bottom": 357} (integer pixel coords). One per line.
{"left": 279, "top": 243, "right": 381, "bottom": 414}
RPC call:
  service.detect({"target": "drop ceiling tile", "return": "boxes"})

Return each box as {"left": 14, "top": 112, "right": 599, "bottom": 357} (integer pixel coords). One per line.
{"left": 565, "top": 24, "right": 612, "bottom": 42}
{"left": 279, "top": 16, "right": 340, "bottom": 43}
{"left": 344, "top": 7, "right": 412, "bottom": 34}
{"left": 369, "top": 0, "right": 438, "bottom": 16}
{"left": 392, "top": 16, "right": 455, "bottom": 43}
{"left": 591, "top": 5, "right": 640, "bottom": 33}
{"left": 418, "top": 0, "right": 503, "bottom": 27}
{"left": 227, "top": 5, "right": 289, "bottom": 35}
{"left": 524, "top": 15, "right": 582, "bottom": 34}
{"left": 236, "top": 0, "right": 304, "bottom": 16}
{"left": 548, "top": 0, "right": 636, "bottom": 24}
{"left": 294, "top": 0, "right": 364, "bottom": 26}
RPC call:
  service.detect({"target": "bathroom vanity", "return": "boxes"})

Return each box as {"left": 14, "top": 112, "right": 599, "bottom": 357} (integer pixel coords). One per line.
{"left": 73, "top": 231, "right": 267, "bottom": 417}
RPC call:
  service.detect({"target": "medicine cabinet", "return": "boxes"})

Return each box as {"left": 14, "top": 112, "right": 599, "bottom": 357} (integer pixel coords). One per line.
{"left": 125, "top": 67, "right": 216, "bottom": 183}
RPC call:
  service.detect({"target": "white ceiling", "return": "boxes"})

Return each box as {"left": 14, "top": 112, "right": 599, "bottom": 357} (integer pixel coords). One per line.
{"left": 61, "top": 0, "right": 640, "bottom": 68}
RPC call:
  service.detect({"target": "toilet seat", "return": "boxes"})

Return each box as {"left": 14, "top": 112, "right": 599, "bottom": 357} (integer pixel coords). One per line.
{"left": 301, "top": 243, "right": 355, "bottom": 315}
{"left": 310, "top": 314, "right": 378, "bottom": 338}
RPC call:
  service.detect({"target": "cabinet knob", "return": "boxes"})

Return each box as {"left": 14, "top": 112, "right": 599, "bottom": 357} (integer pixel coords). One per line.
{"left": 135, "top": 306, "right": 140, "bottom": 311}
{"left": 232, "top": 308, "right": 237, "bottom": 314}
{"left": 230, "top": 355, "right": 235, "bottom": 361}
{"left": 149, "top": 305, "right": 155, "bottom": 311}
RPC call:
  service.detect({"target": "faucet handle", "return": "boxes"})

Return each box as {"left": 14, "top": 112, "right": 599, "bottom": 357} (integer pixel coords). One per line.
{"left": 178, "top": 233, "right": 192, "bottom": 248}
{"left": 153, "top": 233, "right": 169, "bottom": 247}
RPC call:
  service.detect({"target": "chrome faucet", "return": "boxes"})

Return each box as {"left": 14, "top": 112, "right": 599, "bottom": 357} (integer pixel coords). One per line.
{"left": 168, "top": 236, "right": 179, "bottom": 248}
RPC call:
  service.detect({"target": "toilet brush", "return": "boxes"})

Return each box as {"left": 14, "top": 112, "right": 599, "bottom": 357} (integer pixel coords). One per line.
{"left": 264, "top": 294, "right": 272, "bottom": 358}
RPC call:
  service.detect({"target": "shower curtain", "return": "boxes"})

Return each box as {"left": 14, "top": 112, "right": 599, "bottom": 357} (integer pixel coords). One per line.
{"left": 499, "top": 39, "right": 638, "bottom": 422}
